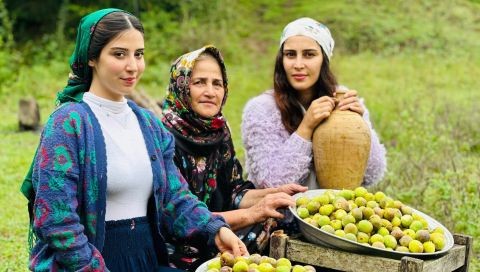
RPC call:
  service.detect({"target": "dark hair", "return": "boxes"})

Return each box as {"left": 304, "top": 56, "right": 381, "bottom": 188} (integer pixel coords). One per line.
{"left": 273, "top": 44, "right": 338, "bottom": 134}
{"left": 88, "top": 12, "right": 144, "bottom": 61}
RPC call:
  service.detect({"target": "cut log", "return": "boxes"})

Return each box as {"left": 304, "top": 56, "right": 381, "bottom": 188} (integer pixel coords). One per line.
{"left": 18, "top": 97, "right": 40, "bottom": 131}
{"left": 126, "top": 88, "right": 163, "bottom": 118}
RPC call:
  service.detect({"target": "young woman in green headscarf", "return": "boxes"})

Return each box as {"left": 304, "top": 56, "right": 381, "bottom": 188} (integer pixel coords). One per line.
{"left": 21, "top": 9, "right": 247, "bottom": 271}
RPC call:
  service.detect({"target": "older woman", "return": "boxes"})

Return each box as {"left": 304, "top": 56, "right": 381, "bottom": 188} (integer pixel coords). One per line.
{"left": 161, "top": 45, "right": 306, "bottom": 270}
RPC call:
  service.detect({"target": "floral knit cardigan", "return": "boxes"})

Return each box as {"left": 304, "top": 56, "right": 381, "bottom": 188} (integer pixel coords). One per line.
{"left": 29, "top": 101, "right": 227, "bottom": 271}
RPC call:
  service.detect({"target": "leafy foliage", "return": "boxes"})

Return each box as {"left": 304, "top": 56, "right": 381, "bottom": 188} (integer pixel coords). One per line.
{"left": 0, "top": 0, "right": 17, "bottom": 88}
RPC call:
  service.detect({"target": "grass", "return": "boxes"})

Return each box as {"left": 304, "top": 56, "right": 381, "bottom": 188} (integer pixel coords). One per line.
{"left": 1, "top": 0, "right": 479, "bottom": 270}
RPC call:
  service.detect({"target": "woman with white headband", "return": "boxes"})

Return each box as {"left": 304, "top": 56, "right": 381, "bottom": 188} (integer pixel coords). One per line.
{"left": 241, "top": 17, "right": 387, "bottom": 190}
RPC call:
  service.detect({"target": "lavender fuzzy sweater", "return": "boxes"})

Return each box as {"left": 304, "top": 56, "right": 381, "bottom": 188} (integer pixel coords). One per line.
{"left": 241, "top": 90, "right": 387, "bottom": 189}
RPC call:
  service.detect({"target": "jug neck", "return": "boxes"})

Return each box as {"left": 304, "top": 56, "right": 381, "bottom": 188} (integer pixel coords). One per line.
{"left": 334, "top": 90, "right": 347, "bottom": 108}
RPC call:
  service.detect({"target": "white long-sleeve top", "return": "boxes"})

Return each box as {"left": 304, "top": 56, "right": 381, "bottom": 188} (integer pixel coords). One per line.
{"left": 83, "top": 92, "right": 153, "bottom": 220}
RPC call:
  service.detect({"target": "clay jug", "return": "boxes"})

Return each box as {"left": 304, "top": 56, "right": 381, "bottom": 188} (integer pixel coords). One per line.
{"left": 312, "top": 90, "right": 371, "bottom": 189}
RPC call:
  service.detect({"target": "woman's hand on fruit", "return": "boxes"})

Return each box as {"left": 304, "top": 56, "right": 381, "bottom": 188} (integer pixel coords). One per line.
{"left": 296, "top": 95, "right": 335, "bottom": 140}
{"left": 214, "top": 227, "right": 249, "bottom": 256}
{"left": 248, "top": 192, "right": 296, "bottom": 223}
{"left": 276, "top": 183, "right": 308, "bottom": 195}
{"left": 337, "top": 90, "right": 364, "bottom": 116}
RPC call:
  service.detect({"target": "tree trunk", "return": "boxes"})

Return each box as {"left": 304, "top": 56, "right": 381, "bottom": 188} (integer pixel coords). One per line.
{"left": 126, "top": 89, "right": 163, "bottom": 118}
{"left": 18, "top": 97, "right": 40, "bottom": 131}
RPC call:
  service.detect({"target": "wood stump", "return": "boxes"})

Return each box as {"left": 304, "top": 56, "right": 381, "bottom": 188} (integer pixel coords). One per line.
{"left": 126, "top": 88, "right": 163, "bottom": 118}
{"left": 18, "top": 97, "right": 40, "bottom": 131}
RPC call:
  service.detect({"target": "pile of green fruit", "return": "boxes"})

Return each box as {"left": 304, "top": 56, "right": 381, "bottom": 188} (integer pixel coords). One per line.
{"left": 295, "top": 187, "right": 447, "bottom": 253}
{"left": 206, "top": 252, "right": 315, "bottom": 272}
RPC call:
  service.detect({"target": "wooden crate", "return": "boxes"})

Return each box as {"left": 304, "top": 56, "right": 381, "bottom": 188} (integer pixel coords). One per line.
{"left": 269, "top": 230, "right": 472, "bottom": 272}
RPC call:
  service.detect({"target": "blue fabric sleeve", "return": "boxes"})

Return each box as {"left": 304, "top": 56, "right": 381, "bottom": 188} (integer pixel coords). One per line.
{"left": 30, "top": 107, "right": 107, "bottom": 271}
{"left": 151, "top": 115, "right": 229, "bottom": 246}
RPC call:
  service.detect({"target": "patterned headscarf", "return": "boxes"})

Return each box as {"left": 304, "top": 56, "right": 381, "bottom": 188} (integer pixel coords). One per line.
{"left": 161, "top": 45, "right": 232, "bottom": 204}
{"left": 55, "top": 8, "right": 125, "bottom": 105}
{"left": 162, "top": 45, "right": 229, "bottom": 143}
{"left": 280, "top": 17, "right": 335, "bottom": 60}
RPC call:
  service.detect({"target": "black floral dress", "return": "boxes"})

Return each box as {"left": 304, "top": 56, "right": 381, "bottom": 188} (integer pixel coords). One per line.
{"left": 164, "top": 128, "right": 275, "bottom": 271}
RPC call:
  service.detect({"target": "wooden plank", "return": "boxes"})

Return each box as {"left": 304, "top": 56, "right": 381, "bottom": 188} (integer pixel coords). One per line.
{"left": 270, "top": 230, "right": 288, "bottom": 259}
{"left": 286, "top": 239, "right": 403, "bottom": 272}
{"left": 399, "top": 257, "right": 423, "bottom": 272}
{"left": 283, "top": 239, "right": 468, "bottom": 272}
{"left": 422, "top": 245, "right": 466, "bottom": 272}
{"left": 453, "top": 233, "right": 473, "bottom": 272}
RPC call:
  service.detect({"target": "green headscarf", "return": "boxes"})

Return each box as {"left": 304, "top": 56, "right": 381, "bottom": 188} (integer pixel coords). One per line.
{"left": 56, "top": 8, "right": 124, "bottom": 105}
{"left": 20, "top": 8, "right": 126, "bottom": 248}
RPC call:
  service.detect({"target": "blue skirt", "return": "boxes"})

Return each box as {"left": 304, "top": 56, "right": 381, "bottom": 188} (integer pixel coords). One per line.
{"left": 102, "top": 216, "right": 183, "bottom": 272}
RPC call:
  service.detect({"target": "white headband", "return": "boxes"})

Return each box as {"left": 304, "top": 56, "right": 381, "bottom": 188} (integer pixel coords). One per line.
{"left": 280, "top": 17, "right": 334, "bottom": 60}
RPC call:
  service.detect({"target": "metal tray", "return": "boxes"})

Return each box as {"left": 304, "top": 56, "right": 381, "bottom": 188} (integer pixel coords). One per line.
{"left": 195, "top": 257, "right": 219, "bottom": 272}
{"left": 289, "top": 189, "right": 454, "bottom": 260}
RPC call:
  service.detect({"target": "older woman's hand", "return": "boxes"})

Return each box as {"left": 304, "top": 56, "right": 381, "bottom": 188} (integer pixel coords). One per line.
{"left": 337, "top": 90, "right": 364, "bottom": 116}
{"left": 214, "top": 227, "right": 249, "bottom": 257}
{"left": 277, "top": 183, "right": 308, "bottom": 195}
{"left": 248, "top": 192, "right": 296, "bottom": 223}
